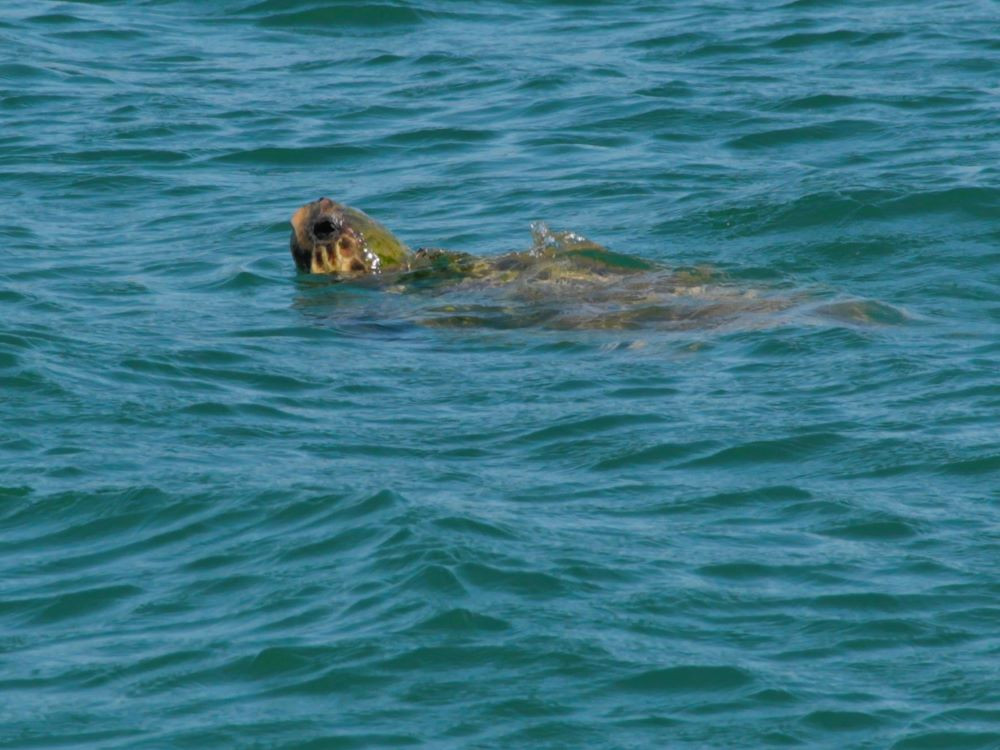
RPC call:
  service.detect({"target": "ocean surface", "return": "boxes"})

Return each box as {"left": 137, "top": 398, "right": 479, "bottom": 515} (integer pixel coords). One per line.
{"left": 1, "top": 1, "right": 998, "bottom": 748}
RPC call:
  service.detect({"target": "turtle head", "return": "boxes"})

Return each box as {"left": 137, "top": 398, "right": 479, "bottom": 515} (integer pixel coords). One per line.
{"left": 289, "top": 197, "right": 411, "bottom": 275}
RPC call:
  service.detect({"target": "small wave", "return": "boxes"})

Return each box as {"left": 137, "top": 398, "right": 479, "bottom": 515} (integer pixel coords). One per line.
{"left": 55, "top": 148, "right": 188, "bottom": 164}
{"left": 802, "top": 709, "right": 885, "bottom": 731}
{"left": 821, "top": 519, "right": 919, "bottom": 541}
{"left": 697, "top": 561, "right": 829, "bottom": 583}
{"left": 772, "top": 93, "right": 864, "bottom": 111}
{"left": 628, "top": 31, "right": 710, "bottom": 51}
{"left": 279, "top": 526, "right": 383, "bottom": 562}
{"left": 193, "top": 269, "right": 279, "bottom": 292}
{"left": 681, "top": 432, "right": 846, "bottom": 468}
{"left": 25, "top": 13, "right": 80, "bottom": 26}
{"left": 457, "top": 562, "right": 566, "bottom": 597}
{"left": 407, "top": 608, "right": 510, "bottom": 633}
{"left": 251, "top": 3, "right": 428, "bottom": 31}
{"left": 380, "top": 127, "right": 495, "bottom": 146}
{"left": 0, "top": 63, "right": 62, "bottom": 80}
{"left": 940, "top": 454, "right": 1000, "bottom": 476}
{"left": 811, "top": 300, "right": 911, "bottom": 326}
{"left": 210, "top": 144, "right": 373, "bottom": 165}
{"left": 431, "top": 516, "right": 517, "bottom": 540}
{"left": 728, "top": 119, "right": 884, "bottom": 149}
{"left": 53, "top": 28, "right": 148, "bottom": 42}
{"left": 511, "top": 413, "right": 666, "bottom": 446}
{"left": 616, "top": 665, "right": 754, "bottom": 693}
{"left": 25, "top": 584, "right": 143, "bottom": 626}
{"left": 769, "top": 29, "right": 902, "bottom": 49}
{"left": 593, "top": 440, "right": 717, "bottom": 471}
{"left": 813, "top": 592, "right": 903, "bottom": 612}
{"left": 891, "top": 731, "right": 1000, "bottom": 750}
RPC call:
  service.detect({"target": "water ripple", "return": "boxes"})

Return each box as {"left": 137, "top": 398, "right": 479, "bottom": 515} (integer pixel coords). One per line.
{"left": 1, "top": 0, "right": 997, "bottom": 747}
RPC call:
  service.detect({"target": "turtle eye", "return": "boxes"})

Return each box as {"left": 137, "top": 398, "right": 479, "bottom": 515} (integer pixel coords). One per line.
{"left": 313, "top": 219, "right": 336, "bottom": 240}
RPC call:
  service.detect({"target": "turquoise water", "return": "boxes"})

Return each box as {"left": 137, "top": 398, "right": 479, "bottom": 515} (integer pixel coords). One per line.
{"left": 2, "top": 0, "right": 998, "bottom": 747}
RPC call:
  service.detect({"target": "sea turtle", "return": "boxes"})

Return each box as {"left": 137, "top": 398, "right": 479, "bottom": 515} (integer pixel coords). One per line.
{"left": 287, "top": 197, "right": 897, "bottom": 330}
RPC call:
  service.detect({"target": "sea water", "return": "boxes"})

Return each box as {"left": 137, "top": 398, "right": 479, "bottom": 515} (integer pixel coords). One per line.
{"left": 1, "top": 1, "right": 997, "bottom": 747}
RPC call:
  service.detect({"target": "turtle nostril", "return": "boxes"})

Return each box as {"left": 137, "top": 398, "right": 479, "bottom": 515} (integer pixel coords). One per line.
{"left": 313, "top": 219, "right": 336, "bottom": 240}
